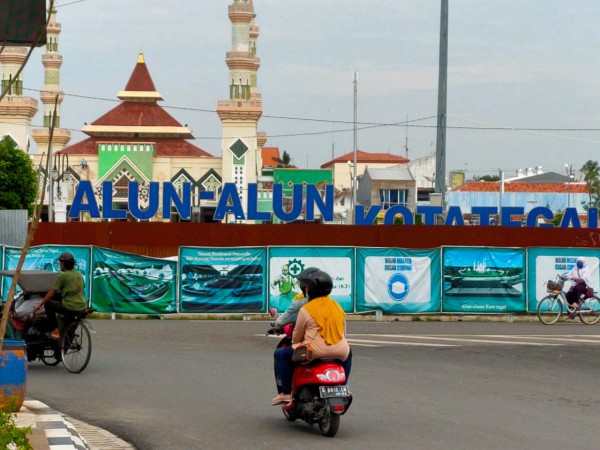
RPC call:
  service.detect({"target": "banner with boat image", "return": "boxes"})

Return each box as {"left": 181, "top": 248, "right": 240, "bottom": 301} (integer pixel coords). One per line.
{"left": 356, "top": 248, "right": 441, "bottom": 313}
{"left": 2, "top": 245, "right": 92, "bottom": 302}
{"left": 442, "top": 247, "right": 526, "bottom": 313}
{"left": 91, "top": 247, "right": 176, "bottom": 314}
{"left": 526, "top": 248, "right": 600, "bottom": 312}
{"left": 268, "top": 247, "right": 354, "bottom": 313}
{"left": 179, "top": 247, "right": 267, "bottom": 313}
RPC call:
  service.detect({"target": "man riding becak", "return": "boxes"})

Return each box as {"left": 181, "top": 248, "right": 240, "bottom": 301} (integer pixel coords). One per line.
{"left": 33, "top": 252, "right": 88, "bottom": 339}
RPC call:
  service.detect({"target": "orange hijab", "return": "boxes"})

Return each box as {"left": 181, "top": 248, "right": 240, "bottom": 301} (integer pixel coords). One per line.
{"left": 303, "top": 296, "right": 346, "bottom": 345}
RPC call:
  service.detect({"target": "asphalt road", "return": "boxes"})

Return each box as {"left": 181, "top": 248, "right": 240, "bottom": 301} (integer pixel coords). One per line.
{"left": 25, "top": 319, "right": 600, "bottom": 450}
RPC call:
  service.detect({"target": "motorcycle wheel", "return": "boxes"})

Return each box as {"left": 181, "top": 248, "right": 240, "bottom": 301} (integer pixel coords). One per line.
{"left": 318, "top": 405, "right": 340, "bottom": 437}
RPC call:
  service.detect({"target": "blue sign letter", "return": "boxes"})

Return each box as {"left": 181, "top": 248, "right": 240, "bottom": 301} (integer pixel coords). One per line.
{"left": 305, "top": 184, "right": 334, "bottom": 221}
{"left": 102, "top": 181, "right": 126, "bottom": 220}
{"left": 560, "top": 207, "right": 581, "bottom": 228}
{"left": 526, "top": 207, "right": 554, "bottom": 227}
{"left": 163, "top": 182, "right": 191, "bottom": 220}
{"left": 445, "top": 206, "right": 465, "bottom": 226}
{"left": 500, "top": 207, "right": 524, "bottom": 227}
{"left": 273, "top": 183, "right": 303, "bottom": 222}
{"left": 471, "top": 206, "right": 498, "bottom": 226}
{"left": 128, "top": 182, "right": 159, "bottom": 221}
{"left": 247, "top": 183, "right": 271, "bottom": 222}
{"left": 68, "top": 180, "right": 100, "bottom": 219}
{"left": 417, "top": 206, "right": 443, "bottom": 225}
{"left": 384, "top": 206, "right": 414, "bottom": 225}
{"left": 355, "top": 205, "right": 381, "bottom": 225}
{"left": 213, "top": 183, "right": 245, "bottom": 221}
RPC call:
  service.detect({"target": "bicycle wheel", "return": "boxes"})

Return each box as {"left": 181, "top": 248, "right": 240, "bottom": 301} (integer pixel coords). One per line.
{"left": 579, "top": 296, "right": 600, "bottom": 325}
{"left": 60, "top": 321, "right": 92, "bottom": 374}
{"left": 537, "top": 295, "right": 563, "bottom": 325}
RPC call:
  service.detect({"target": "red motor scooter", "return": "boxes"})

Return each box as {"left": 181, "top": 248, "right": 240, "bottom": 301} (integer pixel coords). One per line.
{"left": 268, "top": 313, "right": 352, "bottom": 437}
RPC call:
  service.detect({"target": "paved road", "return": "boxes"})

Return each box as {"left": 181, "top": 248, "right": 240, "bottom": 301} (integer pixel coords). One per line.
{"left": 26, "top": 320, "right": 600, "bottom": 450}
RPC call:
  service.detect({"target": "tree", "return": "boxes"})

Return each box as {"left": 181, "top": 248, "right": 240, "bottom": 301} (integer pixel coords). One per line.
{"left": 580, "top": 160, "right": 600, "bottom": 211}
{"left": 473, "top": 175, "right": 500, "bottom": 182}
{"left": 273, "top": 150, "right": 295, "bottom": 168}
{"left": 0, "top": 136, "right": 38, "bottom": 215}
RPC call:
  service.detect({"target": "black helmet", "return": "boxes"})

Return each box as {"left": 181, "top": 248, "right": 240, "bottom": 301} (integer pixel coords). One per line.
{"left": 58, "top": 252, "right": 75, "bottom": 263}
{"left": 298, "top": 268, "right": 333, "bottom": 299}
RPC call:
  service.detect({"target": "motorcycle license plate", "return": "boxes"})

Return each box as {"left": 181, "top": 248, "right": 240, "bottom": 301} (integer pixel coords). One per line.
{"left": 319, "top": 385, "right": 349, "bottom": 398}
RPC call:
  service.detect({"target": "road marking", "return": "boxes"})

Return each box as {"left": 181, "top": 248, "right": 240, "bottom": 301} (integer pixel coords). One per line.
{"left": 347, "top": 338, "right": 459, "bottom": 348}
{"left": 349, "top": 334, "right": 563, "bottom": 346}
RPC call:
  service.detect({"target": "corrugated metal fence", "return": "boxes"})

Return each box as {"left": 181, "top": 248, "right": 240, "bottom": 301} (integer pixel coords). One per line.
{"left": 0, "top": 210, "right": 27, "bottom": 247}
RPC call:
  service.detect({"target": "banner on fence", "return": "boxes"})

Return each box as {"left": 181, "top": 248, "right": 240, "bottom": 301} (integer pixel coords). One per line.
{"left": 179, "top": 247, "right": 266, "bottom": 313}
{"left": 442, "top": 247, "right": 526, "bottom": 313}
{"left": 356, "top": 248, "right": 441, "bottom": 313}
{"left": 0, "top": 245, "right": 4, "bottom": 298}
{"left": 268, "top": 247, "right": 354, "bottom": 313}
{"left": 92, "top": 247, "right": 177, "bottom": 314}
{"left": 2, "top": 245, "right": 92, "bottom": 301}
{"left": 526, "top": 248, "right": 600, "bottom": 312}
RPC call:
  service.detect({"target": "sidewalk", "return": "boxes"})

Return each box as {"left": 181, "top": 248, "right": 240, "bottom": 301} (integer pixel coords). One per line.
{"left": 14, "top": 399, "right": 134, "bottom": 450}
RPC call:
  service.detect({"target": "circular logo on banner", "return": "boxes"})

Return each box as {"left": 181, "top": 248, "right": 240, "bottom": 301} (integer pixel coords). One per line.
{"left": 387, "top": 273, "right": 409, "bottom": 301}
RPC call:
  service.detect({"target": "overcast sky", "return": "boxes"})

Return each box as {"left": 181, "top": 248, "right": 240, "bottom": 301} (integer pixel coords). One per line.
{"left": 20, "top": 0, "right": 600, "bottom": 179}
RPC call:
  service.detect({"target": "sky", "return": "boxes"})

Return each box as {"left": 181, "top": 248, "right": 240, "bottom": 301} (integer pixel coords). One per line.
{"left": 18, "top": 0, "right": 600, "bottom": 180}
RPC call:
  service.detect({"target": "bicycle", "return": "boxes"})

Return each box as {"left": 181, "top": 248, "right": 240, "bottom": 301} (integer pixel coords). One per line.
{"left": 59, "top": 309, "right": 94, "bottom": 374}
{"left": 537, "top": 277, "right": 600, "bottom": 325}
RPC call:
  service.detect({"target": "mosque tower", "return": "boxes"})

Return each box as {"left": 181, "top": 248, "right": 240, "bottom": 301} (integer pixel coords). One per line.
{"left": 217, "top": 0, "right": 264, "bottom": 223}
{"left": 0, "top": 46, "right": 39, "bottom": 152}
{"left": 32, "top": 5, "right": 71, "bottom": 154}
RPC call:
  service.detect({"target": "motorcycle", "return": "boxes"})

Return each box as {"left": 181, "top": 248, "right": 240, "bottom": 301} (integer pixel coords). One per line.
{"left": 268, "top": 309, "right": 353, "bottom": 437}
{"left": 0, "top": 270, "right": 94, "bottom": 373}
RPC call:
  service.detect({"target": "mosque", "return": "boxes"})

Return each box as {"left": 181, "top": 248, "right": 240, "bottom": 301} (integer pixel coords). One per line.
{"left": 1, "top": 0, "right": 411, "bottom": 223}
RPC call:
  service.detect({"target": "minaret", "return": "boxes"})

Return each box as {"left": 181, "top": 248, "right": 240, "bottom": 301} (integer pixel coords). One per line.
{"left": 32, "top": 5, "right": 71, "bottom": 154}
{"left": 217, "top": 0, "right": 263, "bottom": 223}
{"left": 0, "top": 45, "right": 39, "bottom": 152}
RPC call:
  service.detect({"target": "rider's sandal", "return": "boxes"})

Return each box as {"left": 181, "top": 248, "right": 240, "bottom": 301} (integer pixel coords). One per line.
{"left": 272, "top": 394, "right": 292, "bottom": 405}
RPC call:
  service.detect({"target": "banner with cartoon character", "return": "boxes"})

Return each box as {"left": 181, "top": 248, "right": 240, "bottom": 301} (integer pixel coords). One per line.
{"left": 356, "top": 248, "right": 441, "bottom": 313}
{"left": 2, "top": 245, "right": 92, "bottom": 301}
{"left": 268, "top": 247, "right": 354, "bottom": 313}
{"left": 526, "top": 248, "right": 600, "bottom": 312}
{"left": 442, "top": 247, "right": 526, "bottom": 313}
{"left": 92, "top": 247, "right": 177, "bottom": 314}
{"left": 179, "top": 247, "right": 266, "bottom": 313}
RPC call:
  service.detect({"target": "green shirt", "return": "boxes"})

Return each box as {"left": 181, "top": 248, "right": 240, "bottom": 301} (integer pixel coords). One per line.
{"left": 54, "top": 269, "right": 87, "bottom": 311}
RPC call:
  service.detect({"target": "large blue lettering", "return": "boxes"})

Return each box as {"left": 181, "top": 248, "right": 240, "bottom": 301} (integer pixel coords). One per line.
{"left": 272, "top": 183, "right": 303, "bottom": 222}
{"left": 355, "top": 205, "right": 381, "bottom": 225}
{"left": 102, "top": 181, "right": 126, "bottom": 220}
{"left": 417, "top": 206, "right": 443, "bottom": 225}
{"left": 213, "top": 183, "right": 245, "bottom": 221}
{"left": 588, "top": 208, "right": 598, "bottom": 228}
{"left": 526, "top": 207, "right": 554, "bottom": 227}
{"left": 445, "top": 206, "right": 465, "bottom": 226}
{"left": 560, "top": 207, "right": 581, "bottom": 228}
{"left": 384, "top": 206, "right": 413, "bottom": 225}
{"left": 305, "top": 184, "right": 333, "bottom": 221}
{"left": 163, "top": 182, "right": 191, "bottom": 220}
{"left": 128, "top": 182, "right": 159, "bottom": 221}
{"left": 471, "top": 206, "right": 497, "bottom": 226}
{"left": 247, "top": 184, "right": 271, "bottom": 222}
{"left": 500, "top": 207, "right": 524, "bottom": 227}
{"left": 68, "top": 180, "right": 99, "bottom": 218}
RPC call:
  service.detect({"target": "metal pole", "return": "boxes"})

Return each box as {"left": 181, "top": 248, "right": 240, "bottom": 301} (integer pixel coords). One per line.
{"left": 352, "top": 71, "right": 358, "bottom": 224}
{"left": 434, "top": 0, "right": 448, "bottom": 206}
{"left": 47, "top": 144, "right": 54, "bottom": 222}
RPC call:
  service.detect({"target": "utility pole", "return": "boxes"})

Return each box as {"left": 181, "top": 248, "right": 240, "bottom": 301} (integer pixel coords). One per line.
{"left": 434, "top": 0, "right": 448, "bottom": 206}
{"left": 352, "top": 71, "right": 358, "bottom": 224}
{"left": 565, "top": 163, "right": 573, "bottom": 208}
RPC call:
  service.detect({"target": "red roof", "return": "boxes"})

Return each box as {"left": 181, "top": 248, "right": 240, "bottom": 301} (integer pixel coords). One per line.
{"left": 91, "top": 103, "right": 183, "bottom": 128}
{"left": 60, "top": 137, "right": 214, "bottom": 158}
{"left": 124, "top": 59, "right": 157, "bottom": 92}
{"left": 320, "top": 150, "right": 409, "bottom": 169}
{"left": 261, "top": 147, "right": 280, "bottom": 167}
{"left": 454, "top": 181, "right": 589, "bottom": 193}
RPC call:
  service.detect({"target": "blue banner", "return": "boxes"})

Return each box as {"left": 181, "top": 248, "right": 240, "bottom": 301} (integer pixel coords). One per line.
{"left": 268, "top": 247, "right": 354, "bottom": 313}
{"left": 2, "top": 245, "right": 92, "bottom": 301}
{"left": 356, "top": 248, "right": 441, "bottom": 313}
{"left": 526, "top": 248, "right": 600, "bottom": 312}
{"left": 91, "top": 247, "right": 177, "bottom": 314}
{"left": 442, "top": 247, "right": 526, "bottom": 313}
{"left": 179, "top": 247, "right": 266, "bottom": 313}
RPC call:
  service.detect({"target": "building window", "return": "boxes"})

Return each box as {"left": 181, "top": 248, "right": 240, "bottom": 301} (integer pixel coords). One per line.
{"left": 379, "top": 189, "right": 409, "bottom": 209}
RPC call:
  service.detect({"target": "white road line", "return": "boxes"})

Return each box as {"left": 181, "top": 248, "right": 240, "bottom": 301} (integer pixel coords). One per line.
{"left": 483, "top": 335, "right": 600, "bottom": 344}
{"left": 347, "top": 338, "right": 459, "bottom": 348}
{"left": 348, "top": 334, "right": 562, "bottom": 346}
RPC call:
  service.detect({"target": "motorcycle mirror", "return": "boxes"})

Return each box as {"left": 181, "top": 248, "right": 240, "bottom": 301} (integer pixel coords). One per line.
{"left": 269, "top": 307, "right": 278, "bottom": 319}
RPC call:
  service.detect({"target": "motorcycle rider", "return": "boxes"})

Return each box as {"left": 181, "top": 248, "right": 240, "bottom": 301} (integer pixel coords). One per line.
{"left": 272, "top": 269, "right": 352, "bottom": 405}
{"left": 33, "top": 252, "right": 87, "bottom": 339}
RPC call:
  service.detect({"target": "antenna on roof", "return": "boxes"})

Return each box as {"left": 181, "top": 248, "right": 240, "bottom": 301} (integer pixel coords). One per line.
{"left": 404, "top": 113, "right": 409, "bottom": 159}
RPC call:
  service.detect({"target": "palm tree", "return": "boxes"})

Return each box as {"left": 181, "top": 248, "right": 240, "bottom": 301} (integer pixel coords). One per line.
{"left": 580, "top": 160, "right": 600, "bottom": 210}
{"left": 273, "top": 150, "right": 295, "bottom": 168}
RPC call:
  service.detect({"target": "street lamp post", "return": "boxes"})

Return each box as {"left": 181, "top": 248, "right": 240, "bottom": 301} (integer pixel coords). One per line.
{"left": 565, "top": 163, "right": 573, "bottom": 209}
{"left": 52, "top": 153, "right": 70, "bottom": 223}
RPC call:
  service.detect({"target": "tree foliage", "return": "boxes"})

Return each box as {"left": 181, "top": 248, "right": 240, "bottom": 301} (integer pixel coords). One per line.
{"left": 0, "top": 136, "right": 38, "bottom": 215}
{"left": 273, "top": 150, "right": 295, "bottom": 168}
{"left": 580, "top": 160, "right": 600, "bottom": 211}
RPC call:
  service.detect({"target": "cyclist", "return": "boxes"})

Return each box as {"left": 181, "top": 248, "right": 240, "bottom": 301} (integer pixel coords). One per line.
{"left": 565, "top": 257, "right": 593, "bottom": 317}
{"left": 33, "top": 252, "right": 87, "bottom": 339}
